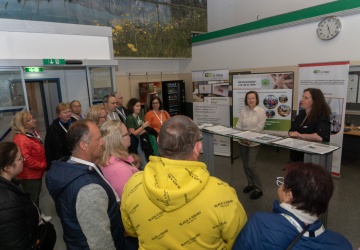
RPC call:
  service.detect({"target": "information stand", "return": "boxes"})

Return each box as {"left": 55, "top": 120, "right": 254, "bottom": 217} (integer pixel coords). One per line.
{"left": 201, "top": 125, "right": 340, "bottom": 227}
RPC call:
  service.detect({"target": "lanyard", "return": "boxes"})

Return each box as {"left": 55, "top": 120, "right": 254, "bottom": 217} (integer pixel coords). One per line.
{"left": 133, "top": 114, "right": 143, "bottom": 126}
{"left": 70, "top": 156, "right": 120, "bottom": 203}
{"left": 58, "top": 121, "right": 68, "bottom": 133}
{"left": 281, "top": 213, "right": 325, "bottom": 237}
{"left": 152, "top": 110, "right": 163, "bottom": 125}
{"left": 107, "top": 112, "right": 117, "bottom": 120}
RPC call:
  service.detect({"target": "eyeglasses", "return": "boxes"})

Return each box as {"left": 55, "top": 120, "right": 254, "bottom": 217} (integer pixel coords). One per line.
{"left": 72, "top": 105, "right": 81, "bottom": 108}
{"left": 99, "top": 116, "right": 107, "bottom": 119}
{"left": 152, "top": 102, "right": 160, "bottom": 105}
{"left": 122, "top": 132, "right": 130, "bottom": 137}
{"left": 276, "top": 177, "right": 284, "bottom": 186}
{"left": 196, "top": 135, "right": 203, "bottom": 142}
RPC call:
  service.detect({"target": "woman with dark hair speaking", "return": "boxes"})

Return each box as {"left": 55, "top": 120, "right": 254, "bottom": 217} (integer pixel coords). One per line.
{"left": 235, "top": 90, "right": 266, "bottom": 200}
{"left": 232, "top": 162, "right": 352, "bottom": 250}
{"left": 288, "top": 88, "right": 331, "bottom": 162}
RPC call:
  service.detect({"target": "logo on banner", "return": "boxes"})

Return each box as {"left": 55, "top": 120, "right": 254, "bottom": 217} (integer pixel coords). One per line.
{"left": 313, "top": 70, "right": 330, "bottom": 75}
{"left": 203, "top": 72, "right": 224, "bottom": 78}
{"left": 262, "top": 79, "right": 270, "bottom": 87}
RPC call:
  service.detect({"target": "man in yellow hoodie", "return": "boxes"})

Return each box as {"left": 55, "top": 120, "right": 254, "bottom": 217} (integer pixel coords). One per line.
{"left": 121, "top": 115, "right": 247, "bottom": 250}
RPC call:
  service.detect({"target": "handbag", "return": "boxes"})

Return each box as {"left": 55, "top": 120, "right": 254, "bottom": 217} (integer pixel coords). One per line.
{"left": 128, "top": 133, "right": 140, "bottom": 154}
{"left": 32, "top": 220, "right": 57, "bottom": 250}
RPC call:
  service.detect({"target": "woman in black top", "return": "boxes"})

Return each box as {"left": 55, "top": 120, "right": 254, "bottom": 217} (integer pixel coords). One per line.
{"left": 0, "top": 142, "right": 56, "bottom": 249}
{"left": 288, "top": 88, "right": 331, "bottom": 162}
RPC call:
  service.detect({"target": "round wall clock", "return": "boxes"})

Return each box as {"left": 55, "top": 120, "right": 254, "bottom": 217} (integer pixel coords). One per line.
{"left": 316, "top": 16, "right": 342, "bottom": 40}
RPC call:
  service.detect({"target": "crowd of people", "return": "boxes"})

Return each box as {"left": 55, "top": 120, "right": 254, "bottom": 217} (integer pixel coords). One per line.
{"left": 0, "top": 88, "right": 353, "bottom": 249}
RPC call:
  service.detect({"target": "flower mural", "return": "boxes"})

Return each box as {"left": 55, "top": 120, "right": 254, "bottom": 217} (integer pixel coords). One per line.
{"left": 0, "top": 0, "right": 207, "bottom": 58}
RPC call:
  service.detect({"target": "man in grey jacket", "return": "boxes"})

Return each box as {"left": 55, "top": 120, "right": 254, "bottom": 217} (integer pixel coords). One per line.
{"left": 46, "top": 119, "right": 127, "bottom": 249}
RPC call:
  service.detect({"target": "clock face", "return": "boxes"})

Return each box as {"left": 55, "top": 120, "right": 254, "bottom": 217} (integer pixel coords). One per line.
{"left": 316, "top": 16, "right": 341, "bottom": 40}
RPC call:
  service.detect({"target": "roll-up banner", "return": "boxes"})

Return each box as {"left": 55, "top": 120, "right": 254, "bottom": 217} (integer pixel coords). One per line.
{"left": 298, "top": 61, "right": 350, "bottom": 176}
{"left": 192, "top": 69, "right": 230, "bottom": 156}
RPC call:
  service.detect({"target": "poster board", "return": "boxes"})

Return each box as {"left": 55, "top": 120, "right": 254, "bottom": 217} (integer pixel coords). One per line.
{"left": 232, "top": 72, "right": 294, "bottom": 134}
{"left": 192, "top": 69, "right": 231, "bottom": 156}
{"left": 298, "top": 61, "right": 350, "bottom": 176}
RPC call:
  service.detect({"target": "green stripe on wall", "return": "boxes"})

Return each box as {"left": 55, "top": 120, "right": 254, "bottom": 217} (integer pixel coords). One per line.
{"left": 193, "top": 1, "right": 360, "bottom": 44}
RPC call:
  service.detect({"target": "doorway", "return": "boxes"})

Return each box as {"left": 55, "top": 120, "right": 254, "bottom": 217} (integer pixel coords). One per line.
{"left": 25, "top": 79, "right": 61, "bottom": 139}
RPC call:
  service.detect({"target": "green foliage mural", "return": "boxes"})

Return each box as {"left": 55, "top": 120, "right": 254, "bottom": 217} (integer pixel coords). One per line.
{"left": 0, "top": 0, "right": 207, "bottom": 58}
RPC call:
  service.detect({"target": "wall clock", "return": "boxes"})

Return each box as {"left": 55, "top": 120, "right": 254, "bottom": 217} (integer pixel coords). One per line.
{"left": 316, "top": 16, "right": 341, "bottom": 40}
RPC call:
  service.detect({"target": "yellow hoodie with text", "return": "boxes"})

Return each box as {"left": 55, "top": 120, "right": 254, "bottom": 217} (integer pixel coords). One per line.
{"left": 121, "top": 156, "right": 247, "bottom": 250}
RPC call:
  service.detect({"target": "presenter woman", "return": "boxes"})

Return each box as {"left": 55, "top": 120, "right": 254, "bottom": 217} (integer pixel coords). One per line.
{"left": 236, "top": 91, "right": 266, "bottom": 200}
{"left": 145, "top": 97, "right": 170, "bottom": 134}
{"left": 288, "top": 88, "right": 331, "bottom": 162}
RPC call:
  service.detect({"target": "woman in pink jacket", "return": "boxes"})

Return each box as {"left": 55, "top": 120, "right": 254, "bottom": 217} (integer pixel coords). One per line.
{"left": 12, "top": 111, "right": 47, "bottom": 207}
{"left": 98, "top": 120, "right": 138, "bottom": 198}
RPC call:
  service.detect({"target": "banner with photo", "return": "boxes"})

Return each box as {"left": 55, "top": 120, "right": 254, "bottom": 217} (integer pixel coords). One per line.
{"left": 298, "top": 61, "right": 349, "bottom": 176}
{"left": 232, "top": 73, "right": 294, "bottom": 134}
{"left": 192, "top": 69, "right": 231, "bottom": 156}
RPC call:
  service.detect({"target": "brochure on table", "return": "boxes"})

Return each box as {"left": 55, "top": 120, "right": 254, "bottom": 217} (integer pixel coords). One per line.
{"left": 272, "top": 138, "right": 339, "bottom": 155}
{"left": 192, "top": 69, "right": 231, "bottom": 156}
{"left": 202, "top": 125, "right": 339, "bottom": 155}
{"left": 232, "top": 73, "right": 294, "bottom": 132}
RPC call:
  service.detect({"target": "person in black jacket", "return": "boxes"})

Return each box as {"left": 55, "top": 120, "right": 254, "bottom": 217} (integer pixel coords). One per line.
{"left": 45, "top": 103, "right": 77, "bottom": 168}
{"left": 113, "top": 91, "right": 129, "bottom": 123}
{"left": 0, "top": 141, "right": 56, "bottom": 249}
{"left": 288, "top": 88, "right": 331, "bottom": 162}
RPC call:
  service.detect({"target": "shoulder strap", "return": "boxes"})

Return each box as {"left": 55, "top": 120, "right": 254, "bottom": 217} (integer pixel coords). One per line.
{"left": 286, "top": 224, "right": 310, "bottom": 250}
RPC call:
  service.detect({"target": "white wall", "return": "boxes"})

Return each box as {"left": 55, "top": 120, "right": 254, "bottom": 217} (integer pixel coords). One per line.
{"left": 187, "top": 14, "right": 360, "bottom": 72}
{"left": 207, "top": 0, "right": 336, "bottom": 32}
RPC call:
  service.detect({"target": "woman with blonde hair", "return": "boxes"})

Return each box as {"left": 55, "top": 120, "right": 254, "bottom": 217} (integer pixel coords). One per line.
{"left": 12, "top": 111, "right": 47, "bottom": 207}
{"left": 87, "top": 105, "right": 108, "bottom": 128}
{"left": 12, "top": 110, "right": 52, "bottom": 221}
{"left": 99, "top": 120, "right": 138, "bottom": 197}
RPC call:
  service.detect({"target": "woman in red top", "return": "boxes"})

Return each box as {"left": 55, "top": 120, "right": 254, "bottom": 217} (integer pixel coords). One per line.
{"left": 12, "top": 111, "right": 47, "bottom": 207}
{"left": 145, "top": 97, "right": 170, "bottom": 133}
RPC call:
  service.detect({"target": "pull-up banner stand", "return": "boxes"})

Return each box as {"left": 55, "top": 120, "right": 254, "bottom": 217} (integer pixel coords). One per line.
{"left": 192, "top": 69, "right": 230, "bottom": 156}
{"left": 298, "top": 61, "right": 350, "bottom": 177}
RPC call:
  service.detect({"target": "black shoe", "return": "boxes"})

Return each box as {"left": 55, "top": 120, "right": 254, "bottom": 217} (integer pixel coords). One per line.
{"left": 243, "top": 186, "right": 254, "bottom": 193}
{"left": 250, "top": 191, "right": 263, "bottom": 200}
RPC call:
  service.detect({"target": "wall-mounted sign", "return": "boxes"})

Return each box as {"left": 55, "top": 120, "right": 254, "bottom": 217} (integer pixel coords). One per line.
{"left": 24, "top": 67, "right": 43, "bottom": 73}
{"left": 43, "top": 58, "right": 65, "bottom": 65}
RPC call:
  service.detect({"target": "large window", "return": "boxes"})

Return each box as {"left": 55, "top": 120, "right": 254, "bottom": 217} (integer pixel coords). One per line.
{"left": 0, "top": 68, "right": 26, "bottom": 140}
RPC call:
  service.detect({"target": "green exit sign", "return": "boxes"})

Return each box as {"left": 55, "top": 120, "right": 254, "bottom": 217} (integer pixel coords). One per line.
{"left": 24, "top": 67, "right": 43, "bottom": 73}
{"left": 43, "top": 59, "right": 66, "bottom": 65}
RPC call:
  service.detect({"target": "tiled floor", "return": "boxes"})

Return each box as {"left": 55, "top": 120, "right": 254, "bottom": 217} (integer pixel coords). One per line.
{"left": 40, "top": 145, "right": 360, "bottom": 249}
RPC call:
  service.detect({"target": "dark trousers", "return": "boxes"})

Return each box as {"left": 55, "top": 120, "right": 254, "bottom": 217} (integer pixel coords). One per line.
{"left": 20, "top": 178, "right": 42, "bottom": 207}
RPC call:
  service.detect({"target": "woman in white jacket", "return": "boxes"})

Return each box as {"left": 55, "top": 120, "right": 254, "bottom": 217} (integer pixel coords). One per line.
{"left": 236, "top": 90, "right": 266, "bottom": 200}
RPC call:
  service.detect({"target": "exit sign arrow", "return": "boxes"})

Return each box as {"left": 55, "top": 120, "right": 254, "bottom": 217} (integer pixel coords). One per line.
{"left": 43, "top": 59, "right": 66, "bottom": 65}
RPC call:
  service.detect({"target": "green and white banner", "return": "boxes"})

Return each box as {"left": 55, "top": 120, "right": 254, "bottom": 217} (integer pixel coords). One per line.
{"left": 298, "top": 61, "right": 349, "bottom": 176}
{"left": 232, "top": 73, "right": 294, "bottom": 134}
{"left": 192, "top": 69, "right": 230, "bottom": 156}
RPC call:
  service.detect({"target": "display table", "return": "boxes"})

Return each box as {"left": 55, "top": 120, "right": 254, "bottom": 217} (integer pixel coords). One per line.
{"left": 201, "top": 125, "right": 340, "bottom": 227}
